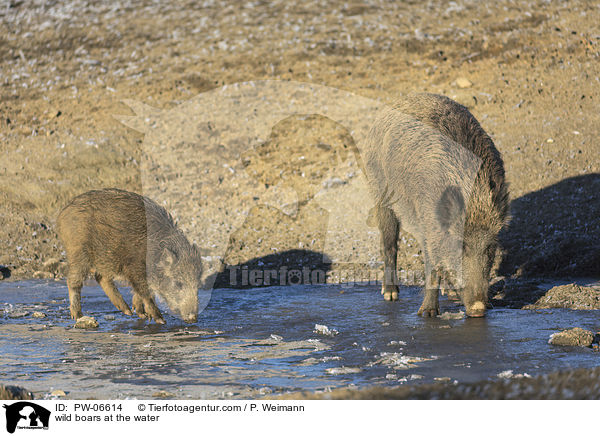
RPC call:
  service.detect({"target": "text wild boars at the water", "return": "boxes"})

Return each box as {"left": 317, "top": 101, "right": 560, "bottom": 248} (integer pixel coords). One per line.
{"left": 364, "top": 93, "right": 509, "bottom": 317}
{"left": 57, "top": 188, "right": 202, "bottom": 324}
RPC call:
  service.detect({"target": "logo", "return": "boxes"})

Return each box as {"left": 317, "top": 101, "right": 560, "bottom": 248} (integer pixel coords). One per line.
{"left": 117, "top": 80, "right": 482, "bottom": 303}
{"left": 2, "top": 402, "right": 50, "bottom": 433}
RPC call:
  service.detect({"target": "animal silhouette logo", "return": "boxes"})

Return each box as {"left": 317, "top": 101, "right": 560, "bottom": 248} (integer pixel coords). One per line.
{"left": 115, "top": 80, "right": 384, "bottom": 306}
{"left": 2, "top": 402, "right": 50, "bottom": 433}
{"left": 116, "top": 80, "right": 482, "bottom": 302}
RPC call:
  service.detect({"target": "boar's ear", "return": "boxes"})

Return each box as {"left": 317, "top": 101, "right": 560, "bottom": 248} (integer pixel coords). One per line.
{"left": 436, "top": 186, "right": 465, "bottom": 232}
{"left": 158, "top": 246, "right": 178, "bottom": 270}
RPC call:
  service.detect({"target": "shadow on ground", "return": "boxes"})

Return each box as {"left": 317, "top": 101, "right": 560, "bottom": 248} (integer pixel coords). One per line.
{"left": 499, "top": 173, "right": 600, "bottom": 278}
{"left": 211, "top": 249, "right": 332, "bottom": 288}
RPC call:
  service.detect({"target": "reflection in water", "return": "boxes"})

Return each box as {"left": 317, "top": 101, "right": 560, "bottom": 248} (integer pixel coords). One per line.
{"left": 0, "top": 280, "right": 598, "bottom": 399}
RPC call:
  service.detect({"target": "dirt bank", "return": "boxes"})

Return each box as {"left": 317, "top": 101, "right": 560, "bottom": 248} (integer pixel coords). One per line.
{"left": 277, "top": 366, "right": 600, "bottom": 399}
{"left": 1, "top": 1, "right": 599, "bottom": 288}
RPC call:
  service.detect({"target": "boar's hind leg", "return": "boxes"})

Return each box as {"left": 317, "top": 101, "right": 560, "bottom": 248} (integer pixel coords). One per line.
{"left": 141, "top": 296, "right": 165, "bottom": 325}
{"left": 440, "top": 269, "right": 460, "bottom": 301}
{"left": 94, "top": 273, "right": 132, "bottom": 316}
{"left": 376, "top": 205, "right": 399, "bottom": 301}
{"left": 129, "top": 279, "right": 165, "bottom": 324}
{"left": 418, "top": 263, "right": 441, "bottom": 317}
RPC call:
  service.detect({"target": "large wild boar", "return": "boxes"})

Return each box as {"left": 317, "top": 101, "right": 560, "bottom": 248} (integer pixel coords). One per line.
{"left": 364, "top": 93, "right": 509, "bottom": 317}
{"left": 57, "top": 188, "right": 202, "bottom": 324}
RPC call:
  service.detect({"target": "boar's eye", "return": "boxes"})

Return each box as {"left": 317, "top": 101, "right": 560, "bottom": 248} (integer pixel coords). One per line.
{"left": 175, "top": 280, "right": 183, "bottom": 289}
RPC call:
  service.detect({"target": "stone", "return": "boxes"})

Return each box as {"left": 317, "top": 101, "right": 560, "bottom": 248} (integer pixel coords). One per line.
{"left": 455, "top": 77, "right": 473, "bottom": 88}
{"left": 0, "top": 385, "right": 34, "bottom": 400}
{"left": 33, "top": 271, "right": 54, "bottom": 279}
{"left": 549, "top": 327, "right": 594, "bottom": 346}
{"left": 74, "top": 316, "right": 99, "bottom": 329}
{"left": 524, "top": 284, "right": 600, "bottom": 310}
{"left": 314, "top": 324, "right": 339, "bottom": 336}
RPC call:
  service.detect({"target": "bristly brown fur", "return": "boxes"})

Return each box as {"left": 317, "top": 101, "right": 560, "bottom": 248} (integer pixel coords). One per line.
{"left": 56, "top": 188, "right": 201, "bottom": 324}
{"left": 364, "top": 93, "right": 510, "bottom": 317}
{"left": 392, "top": 93, "right": 510, "bottom": 229}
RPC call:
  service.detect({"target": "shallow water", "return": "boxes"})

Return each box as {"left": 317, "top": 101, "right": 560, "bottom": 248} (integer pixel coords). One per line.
{"left": 0, "top": 280, "right": 599, "bottom": 399}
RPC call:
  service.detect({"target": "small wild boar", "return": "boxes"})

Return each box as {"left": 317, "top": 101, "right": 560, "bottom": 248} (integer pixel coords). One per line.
{"left": 57, "top": 188, "right": 202, "bottom": 324}
{"left": 364, "top": 93, "right": 509, "bottom": 317}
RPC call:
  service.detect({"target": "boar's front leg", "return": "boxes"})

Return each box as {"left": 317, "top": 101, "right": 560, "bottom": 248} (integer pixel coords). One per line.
{"left": 64, "top": 246, "right": 90, "bottom": 319}
{"left": 376, "top": 205, "right": 400, "bottom": 301}
{"left": 418, "top": 262, "right": 441, "bottom": 317}
{"left": 66, "top": 267, "right": 85, "bottom": 320}
{"left": 94, "top": 273, "right": 133, "bottom": 316}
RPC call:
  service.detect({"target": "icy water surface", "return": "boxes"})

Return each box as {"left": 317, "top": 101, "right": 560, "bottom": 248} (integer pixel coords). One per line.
{"left": 1, "top": 280, "right": 599, "bottom": 399}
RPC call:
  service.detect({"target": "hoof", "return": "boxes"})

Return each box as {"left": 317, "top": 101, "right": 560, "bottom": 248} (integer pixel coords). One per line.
{"left": 381, "top": 284, "right": 399, "bottom": 301}
{"left": 383, "top": 291, "right": 398, "bottom": 301}
{"left": 466, "top": 302, "right": 486, "bottom": 318}
{"left": 417, "top": 305, "right": 439, "bottom": 318}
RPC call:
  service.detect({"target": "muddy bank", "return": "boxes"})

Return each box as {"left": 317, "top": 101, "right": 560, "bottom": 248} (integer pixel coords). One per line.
{"left": 278, "top": 366, "right": 600, "bottom": 400}
{"left": 524, "top": 283, "right": 600, "bottom": 310}
{"left": 490, "top": 280, "right": 600, "bottom": 310}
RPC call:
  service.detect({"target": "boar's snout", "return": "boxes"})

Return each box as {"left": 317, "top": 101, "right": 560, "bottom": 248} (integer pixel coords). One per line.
{"left": 183, "top": 313, "right": 198, "bottom": 323}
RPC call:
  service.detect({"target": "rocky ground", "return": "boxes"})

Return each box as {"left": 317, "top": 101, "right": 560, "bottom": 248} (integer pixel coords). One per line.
{"left": 5, "top": 364, "right": 600, "bottom": 400}
{"left": 278, "top": 366, "right": 600, "bottom": 399}
{"left": 0, "top": 384, "right": 33, "bottom": 400}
